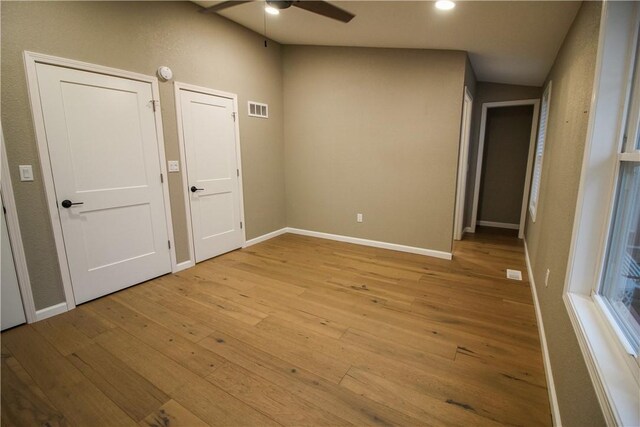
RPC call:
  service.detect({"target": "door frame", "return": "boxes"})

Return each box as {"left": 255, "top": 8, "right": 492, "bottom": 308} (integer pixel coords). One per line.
{"left": 23, "top": 51, "right": 178, "bottom": 313}
{"left": 1, "top": 126, "right": 37, "bottom": 323}
{"left": 453, "top": 87, "right": 474, "bottom": 241}
{"left": 173, "top": 81, "right": 246, "bottom": 268}
{"left": 469, "top": 98, "right": 540, "bottom": 239}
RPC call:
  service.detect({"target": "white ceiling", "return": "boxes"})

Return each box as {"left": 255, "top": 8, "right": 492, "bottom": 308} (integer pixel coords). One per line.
{"left": 195, "top": 1, "right": 582, "bottom": 86}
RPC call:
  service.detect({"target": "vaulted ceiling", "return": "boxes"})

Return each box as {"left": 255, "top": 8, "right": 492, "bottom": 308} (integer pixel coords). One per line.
{"left": 195, "top": 1, "right": 582, "bottom": 86}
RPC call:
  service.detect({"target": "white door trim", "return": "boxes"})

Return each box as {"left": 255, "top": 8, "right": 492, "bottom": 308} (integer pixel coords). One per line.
{"left": 470, "top": 98, "right": 540, "bottom": 239}
{"left": 173, "top": 81, "right": 246, "bottom": 267}
{"left": 23, "top": 51, "right": 178, "bottom": 313}
{"left": 1, "top": 127, "right": 37, "bottom": 323}
{"left": 453, "top": 87, "right": 473, "bottom": 241}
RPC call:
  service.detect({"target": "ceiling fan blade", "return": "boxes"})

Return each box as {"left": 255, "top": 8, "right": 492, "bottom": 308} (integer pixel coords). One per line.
{"left": 201, "top": 1, "right": 255, "bottom": 14}
{"left": 292, "top": 1, "right": 355, "bottom": 23}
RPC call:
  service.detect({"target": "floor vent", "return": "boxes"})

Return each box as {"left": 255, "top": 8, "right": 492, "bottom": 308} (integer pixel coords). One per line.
{"left": 506, "top": 269, "right": 523, "bottom": 281}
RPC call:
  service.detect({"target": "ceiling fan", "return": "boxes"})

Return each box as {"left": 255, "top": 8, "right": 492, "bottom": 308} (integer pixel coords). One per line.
{"left": 201, "top": 1, "right": 355, "bottom": 23}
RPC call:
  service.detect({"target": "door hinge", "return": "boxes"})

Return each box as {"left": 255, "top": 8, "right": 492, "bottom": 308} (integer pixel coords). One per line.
{"left": 240, "top": 221, "right": 243, "bottom": 229}
{"left": 237, "top": 169, "right": 240, "bottom": 177}
{"left": 232, "top": 112, "right": 237, "bottom": 122}
{"left": 160, "top": 173, "right": 164, "bottom": 183}
{"left": 168, "top": 240, "right": 171, "bottom": 249}
{"left": 151, "top": 100, "right": 160, "bottom": 112}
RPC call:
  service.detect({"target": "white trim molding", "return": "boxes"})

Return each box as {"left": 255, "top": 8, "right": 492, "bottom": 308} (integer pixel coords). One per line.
{"left": 454, "top": 87, "right": 474, "bottom": 241}
{"left": 524, "top": 241, "right": 561, "bottom": 426}
{"left": 286, "top": 228, "right": 452, "bottom": 260}
{"left": 173, "top": 259, "right": 196, "bottom": 273}
{"left": 470, "top": 98, "right": 540, "bottom": 240}
{"left": 1, "top": 128, "right": 38, "bottom": 324}
{"left": 244, "top": 228, "right": 288, "bottom": 248}
{"left": 477, "top": 220, "right": 519, "bottom": 230}
{"left": 35, "top": 302, "right": 68, "bottom": 322}
{"left": 243, "top": 227, "right": 453, "bottom": 260}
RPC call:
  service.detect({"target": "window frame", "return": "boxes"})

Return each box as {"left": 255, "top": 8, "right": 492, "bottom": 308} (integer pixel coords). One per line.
{"left": 592, "top": 16, "right": 640, "bottom": 373}
{"left": 563, "top": 2, "right": 640, "bottom": 426}
{"left": 529, "top": 81, "right": 552, "bottom": 222}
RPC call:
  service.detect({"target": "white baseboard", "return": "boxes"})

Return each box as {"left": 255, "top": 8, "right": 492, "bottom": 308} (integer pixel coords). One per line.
{"left": 463, "top": 226, "right": 474, "bottom": 234}
{"left": 478, "top": 220, "right": 520, "bottom": 230}
{"left": 244, "top": 228, "right": 288, "bottom": 248}
{"left": 173, "top": 259, "right": 195, "bottom": 273}
{"left": 242, "top": 226, "right": 451, "bottom": 260}
{"left": 286, "top": 227, "right": 452, "bottom": 260}
{"left": 524, "top": 240, "right": 562, "bottom": 426}
{"left": 35, "top": 302, "right": 68, "bottom": 321}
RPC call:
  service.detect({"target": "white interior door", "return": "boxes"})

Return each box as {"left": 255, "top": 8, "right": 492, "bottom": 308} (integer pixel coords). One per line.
{"left": 36, "top": 63, "right": 171, "bottom": 304}
{"left": 1, "top": 197, "right": 26, "bottom": 330}
{"left": 179, "top": 89, "right": 244, "bottom": 263}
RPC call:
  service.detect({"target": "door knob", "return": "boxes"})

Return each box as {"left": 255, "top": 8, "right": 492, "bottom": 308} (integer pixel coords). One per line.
{"left": 190, "top": 186, "right": 204, "bottom": 193}
{"left": 61, "top": 199, "right": 84, "bottom": 208}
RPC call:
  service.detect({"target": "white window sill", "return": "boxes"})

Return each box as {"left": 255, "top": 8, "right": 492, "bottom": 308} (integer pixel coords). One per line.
{"left": 564, "top": 292, "right": 640, "bottom": 426}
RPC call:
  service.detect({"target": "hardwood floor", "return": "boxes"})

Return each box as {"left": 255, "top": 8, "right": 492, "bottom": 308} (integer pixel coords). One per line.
{"left": 1, "top": 229, "right": 551, "bottom": 426}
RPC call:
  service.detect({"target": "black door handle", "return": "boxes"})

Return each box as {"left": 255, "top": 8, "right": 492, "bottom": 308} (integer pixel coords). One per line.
{"left": 61, "top": 199, "right": 84, "bottom": 208}
{"left": 190, "top": 186, "right": 204, "bottom": 193}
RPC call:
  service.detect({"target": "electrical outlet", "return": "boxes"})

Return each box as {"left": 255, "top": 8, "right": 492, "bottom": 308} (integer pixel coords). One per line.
{"left": 545, "top": 268, "right": 551, "bottom": 287}
{"left": 356, "top": 213, "right": 363, "bottom": 223}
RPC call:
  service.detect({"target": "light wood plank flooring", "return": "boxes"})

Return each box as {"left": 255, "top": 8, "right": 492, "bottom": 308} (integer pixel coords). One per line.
{"left": 1, "top": 229, "right": 551, "bottom": 426}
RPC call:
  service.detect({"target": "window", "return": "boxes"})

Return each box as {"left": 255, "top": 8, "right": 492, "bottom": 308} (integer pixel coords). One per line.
{"left": 599, "top": 38, "right": 640, "bottom": 355}
{"left": 600, "top": 163, "right": 640, "bottom": 351}
{"left": 563, "top": 3, "right": 640, "bottom": 425}
{"left": 529, "top": 81, "right": 552, "bottom": 221}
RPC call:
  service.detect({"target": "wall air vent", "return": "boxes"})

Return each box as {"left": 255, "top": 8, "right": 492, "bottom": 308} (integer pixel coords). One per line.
{"left": 248, "top": 101, "right": 268, "bottom": 119}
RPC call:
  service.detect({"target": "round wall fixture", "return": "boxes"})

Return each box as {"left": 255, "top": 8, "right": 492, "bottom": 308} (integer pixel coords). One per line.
{"left": 157, "top": 66, "right": 173, "bottom": 81}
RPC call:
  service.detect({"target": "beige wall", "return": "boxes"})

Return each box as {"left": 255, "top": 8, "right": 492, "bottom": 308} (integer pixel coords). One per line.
{"left": 1, "top": 1, "right": 286, "bottom": 309}
{"left": 283, "top": 46, "right": 467, "bottom": 253}
{"left": 463, "top": 82, "right": 541, "bottom": 227}
{"left": 478, "top": 105, "right": 534, "bottom": 224}
{"left": 524, "top": 2, "right": 606, "bottom": 426}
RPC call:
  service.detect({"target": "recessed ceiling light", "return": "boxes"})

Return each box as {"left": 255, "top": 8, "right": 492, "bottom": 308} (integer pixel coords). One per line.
{"left": 265, "top": 5, "right": 280, "bottom": 15}
{"left": 435, "top": 0, "right": 456, "bottom": 11}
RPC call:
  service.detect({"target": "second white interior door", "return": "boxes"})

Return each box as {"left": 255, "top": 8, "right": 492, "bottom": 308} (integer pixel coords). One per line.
{"left": 179, "top": 88, "right": 244, "bottom": 263}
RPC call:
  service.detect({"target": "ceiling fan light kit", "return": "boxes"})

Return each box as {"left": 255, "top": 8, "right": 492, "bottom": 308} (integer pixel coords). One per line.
{"left": 202, "top": 0, "right": 355, "bottom": 23}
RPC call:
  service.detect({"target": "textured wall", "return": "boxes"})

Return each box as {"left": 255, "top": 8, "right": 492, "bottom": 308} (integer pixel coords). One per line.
{"left": 524, "top": 2, "right": 606, "bottom": 426}
{"left": 478, "top": 105, "right": 534, "bottom": 224}
{"left": 1, "top": 1, "right": 286, "bottom": 309}
{"left": 463, "top": 82, "right": 542, "bottom": 227}
{"left": 283, "top": 46, "right": 467, "bottom": 253}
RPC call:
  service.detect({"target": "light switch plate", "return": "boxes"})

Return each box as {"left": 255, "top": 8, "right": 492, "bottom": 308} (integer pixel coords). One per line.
{"left": 18, "top": 165, "right": 33, "bottom": 182}
{"left": 168, "top": 160, "right": 180, "bottom": 172}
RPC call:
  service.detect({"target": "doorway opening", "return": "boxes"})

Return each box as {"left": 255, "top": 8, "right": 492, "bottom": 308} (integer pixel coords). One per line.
{"left": 469, "top": 99, "right": 540, "bottom": 239}
{"left": 453, "top": 87, "right": 474, "bottom": 241}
